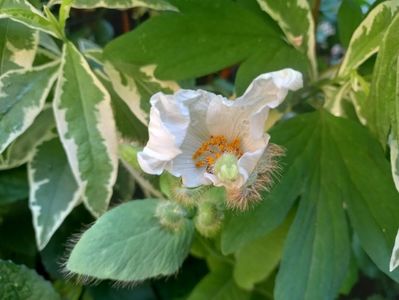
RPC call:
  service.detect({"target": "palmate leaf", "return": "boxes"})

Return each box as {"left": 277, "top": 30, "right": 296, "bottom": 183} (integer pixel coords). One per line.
{"left": 222, "top": 111, "right": 399, "bottom": 300}
{"left": 29, "top": 135, "right": 81, "bottom": 250}
{"left": 188, "top": 269, "right": 250, "bottom": 300}
{"left": 104, "top": 0, "right": 307, "bottom": 95}
{"left": 256, "top": 0, "right": 317, "bottom": 78}
{"left": 0, "top": 260, "right": 60, "bottom": 300}
{"left": 66, "top": 199, "right": 194, "bottom": 281}
{"left": 0, "top": 61, "right": 59, "bottom": 154}
{"left": 338, "top": 0, "right": 399, "bottom": 76}
{"left": 0, "top": 19, "right": 38, "bottom": 74}
{"left": 53, "top": 42, "right": 118, "bottom": 218}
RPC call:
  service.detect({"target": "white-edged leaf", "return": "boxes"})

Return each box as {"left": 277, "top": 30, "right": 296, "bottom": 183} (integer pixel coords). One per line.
{"left": 0, "top": 18, "right": 38, "bottom": 74}
{"left": 0, "top": 0, "right": 59, "bottom": 38}
{"left": 69, "top": 0, "right": 177, "bottom": 10}
{"left": 0, "top": 106, "right": 54, "bottom": 170}
{"left": 256, "top": 0, "right": 317, "bottom": 78}
{"left": 391, "top": 228, "right": 399, "bottom": 271}
{"left": 29, "top": 135, "right": 82, "bottom": 250}
{"left": 0, "top": 61, "right": 59, "bottom": 154}
{"left": 53, "top": 42, "right": 118, "bottom": 218}
{"left": 104, "top": 61, "right": 179, "bottom": 125}
{"left": 339, "top": 1, "right": 399, "bottom": 75}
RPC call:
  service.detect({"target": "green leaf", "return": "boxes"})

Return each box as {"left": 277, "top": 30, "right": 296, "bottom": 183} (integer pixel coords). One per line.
{"left": 0, "top": 19, "right": 38, "bottom": 74}
{"left": 256, "top": 0, "right": 317, "bottom": 78}
{"left": 29, "top": 136, "right": 81, "bottom": 250}
{"left": 104, "top": 0, "right": 298, "bottom": 90}
{"left": 221, "top": 117, "right": 306, "bottom": 254}
{"left": 0, "top": 106, "right": 54, "bottom": 170}
{"left": 226, "top": 111, "right": 399, "bottom": 298}
{"left": 53, "top": 42, "right": 118, "bottom": 217}
{"left": 233, "top": 215, "right": 291, "bottom": 290}
{"left": 188, "top": 270, "right": 251, "bottom": 300}
{"left": 0, "top": 167, "right": 28, "bottom": 205}
{"left": 66, "top": 199, "right": 194, "bottom": 281}
{"left": 0, "top": 260, "right": 60, "bottom": 300}
{"left": 270, "top": 111, "right": 399, "bottom": 300}
{"left": 70, "top": 0, "right": 177, "bottom": 10}
{"left": 0, "top": 0, "right": 59, "bottom": 38}
{"left": 339, "top": 1, "right": 399, "bottom": 75}
{"left": 0, "top": 61, "right": 59, "bottom": 154}
{"left": 337, "top": 0, "right": 363, "bottom": 48}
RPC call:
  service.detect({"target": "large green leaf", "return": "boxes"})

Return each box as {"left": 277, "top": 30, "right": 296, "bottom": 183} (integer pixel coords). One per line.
{"left": 0, "top": 61, "right": 59, "bottom": 154}
{"left": 225, "top": 111, "right": 399, "bottom": 299}
{"left": 29, "top": 136, "right": 81, "bottom": 250}
{"left": 188, "top": 270, "right": 251, "bottom": 300}
{"left": 0, "top": 19, "right": 38, "bottom": 74}
{"left": 233, "top": 215, "right": 291, "bottom": 290}
{"left": 104, "top": 0, "right": 302, "bottom": 92}
{"left": 66, "top": 199, "right": 194, "bottom": 281}
{"left": 53, "top": 42, "right": 118, "bottom": 217}
{"left": 0, "top": 260, "right": 60, "bottom": 300}
{"left": 338, "top": 1, "right": 399, "bottom": 75}
{"left": 256, "top": 0, "right": 317, "bottom": 78}
{"left": 0, "top": 0, "right": 59, "bottom": 38}
{"left": 70, "top": 0, "right": 177, "bottom": 10}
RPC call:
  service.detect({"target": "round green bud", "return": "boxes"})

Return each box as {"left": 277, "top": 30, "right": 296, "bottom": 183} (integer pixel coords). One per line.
{"left": 195, "top": 201, "right": 224, "bottom": 238}
{"left": 214, "top": 153, "right": 239, "bottom": 183}
{"left": 155, "top": 201, "right": 188, "bottom": 232}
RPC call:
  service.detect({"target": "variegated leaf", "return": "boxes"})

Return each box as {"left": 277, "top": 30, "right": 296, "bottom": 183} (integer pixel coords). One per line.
{"left": 69, "top": 0, "right": 177, "bottom": 10}
{"left": 339, "top": 1, "right": 399, "bottom": 75}
{"left": 0, "top": 19, "right": 38, "bottom": 74}
{"left": 0, "top": 61, "right": 59, "bottom": 154}
{"left": 256, "top": 0, "right": 317, "bottom": 78}
{"left": 0, "top": 0, "right": 59, "bottom": 38}
{"left": 391, "top": 227, "right": 399, "bottom": 271}
{"left": 29, "top": 135, "right": 82, "bottom": 250}
{"left": 104, "top": 62, "right": 179, "bottom": 125}
{"left": 53, "top": 42, "right": 118, "bottom": 218}
{"left": 0, "top": 106, "right": 54, "bottom": 170}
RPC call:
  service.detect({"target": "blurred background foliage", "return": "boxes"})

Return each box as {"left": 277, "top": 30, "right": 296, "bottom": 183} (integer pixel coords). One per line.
{"left": 1, "top": 0, "right": 399, "bottom": 299}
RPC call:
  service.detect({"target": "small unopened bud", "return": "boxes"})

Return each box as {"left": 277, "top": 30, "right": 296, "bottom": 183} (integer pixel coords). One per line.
{"left": 155, "top": 201, "right": 188, "bottom": 232}
{"left": 195, "top": 201, "right": 224, "bottom": 238}
{"left": 214, "top": 153, "right": 239, "bottom": 183}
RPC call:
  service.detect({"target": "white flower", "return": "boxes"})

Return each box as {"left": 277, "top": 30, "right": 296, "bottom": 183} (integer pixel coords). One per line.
{"left": 138, "top": 69, "right": 303, "bottom": 200}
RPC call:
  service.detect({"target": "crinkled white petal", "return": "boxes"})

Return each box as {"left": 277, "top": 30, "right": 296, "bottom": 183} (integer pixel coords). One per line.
{"left": 138, "top": 91, "right": 201, "bottom": 174}
{"left": 236, "top": 68, "right": 303, "bottom": 109}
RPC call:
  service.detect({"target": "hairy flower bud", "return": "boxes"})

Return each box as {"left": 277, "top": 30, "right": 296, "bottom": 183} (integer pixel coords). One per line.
{"left": 194, "top": 201, "right": 224, "bottom": 238}
{"left": 155, "top": 201, "right": 189, "bottom": 232}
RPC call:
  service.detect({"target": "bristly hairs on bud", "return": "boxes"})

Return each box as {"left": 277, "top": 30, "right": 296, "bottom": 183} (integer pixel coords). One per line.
{"left": 226, "top": 143, "right": 285, "bottom": 210}
{"left": 170, "top": 180, "right": 210, "bottom": 208}
{"left": 155, "top": 201, "right": 192, "bottom": 232}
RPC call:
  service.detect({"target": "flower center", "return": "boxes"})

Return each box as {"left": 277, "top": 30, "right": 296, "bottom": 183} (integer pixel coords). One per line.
{"left": 192, "top": 135, "right": 243, "bottom": 172}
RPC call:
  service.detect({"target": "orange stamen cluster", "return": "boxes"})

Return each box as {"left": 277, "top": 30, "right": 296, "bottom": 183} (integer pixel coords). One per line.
{"left": 192, "top": 135, "right": 243, "bottom": 171}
